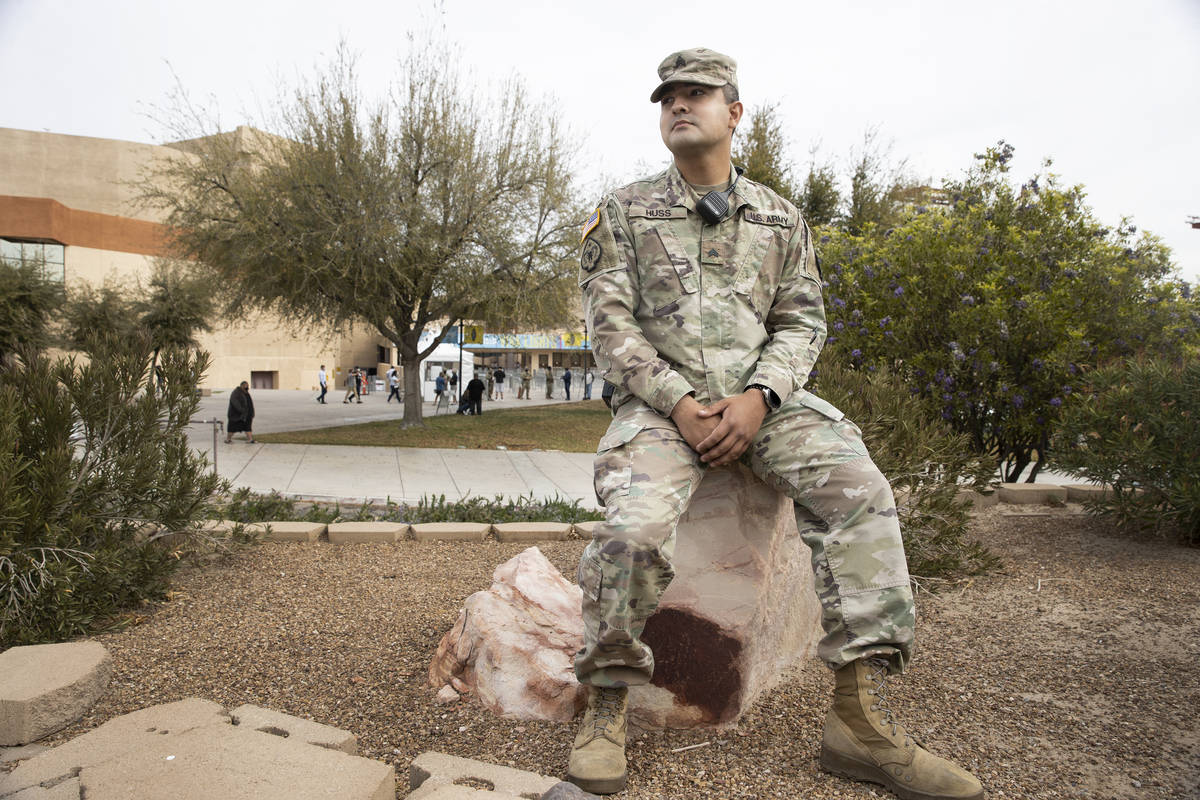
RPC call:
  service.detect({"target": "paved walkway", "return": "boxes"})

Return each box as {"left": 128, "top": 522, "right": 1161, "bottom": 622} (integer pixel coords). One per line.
{"left": 187, "top": 388, "right": 1078, "bottom": 510}
{"left": 187, "top": 389, "right": 599, "bottom": 508}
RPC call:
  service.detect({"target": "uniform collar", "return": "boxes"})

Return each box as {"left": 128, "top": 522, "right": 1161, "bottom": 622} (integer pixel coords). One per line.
{"left": 664, "top": 162, "right": 753, "bottom": 214}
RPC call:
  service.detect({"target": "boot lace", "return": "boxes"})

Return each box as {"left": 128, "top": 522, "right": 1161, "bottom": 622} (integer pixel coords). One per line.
{"left": 590, "top": 687, "right": 625, "bottom": 737}
{"left": 865, "top": 657, "right": 914, "bottom": 748}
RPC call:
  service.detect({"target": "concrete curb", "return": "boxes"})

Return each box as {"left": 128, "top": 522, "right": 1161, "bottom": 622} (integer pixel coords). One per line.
{"left": 196, "top": 482, "right": 1110, "bottom": 547}
{"left": 328, "top": 521, "right": 410, "bottom": 544}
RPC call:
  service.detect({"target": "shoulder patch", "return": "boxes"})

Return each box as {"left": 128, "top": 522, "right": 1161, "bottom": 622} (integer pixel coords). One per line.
{"left": 628, "top": 205, "right": 687, "bottom": 220}
{"left": 581, "top": 208, "right": 601, "bottom": 242}
{"left": 744, "top": 210, "right": 792, "bottom": 227}
{"left": 580, "top": 238, "right": 602, "bottom": 272}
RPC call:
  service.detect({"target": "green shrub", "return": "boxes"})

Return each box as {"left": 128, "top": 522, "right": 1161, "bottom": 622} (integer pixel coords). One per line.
{"left": 818, "top": 143, "right": 1200, "bottom": 481}
{"left": 0, "top": 336, "right": 221, "bottom": 646}
{"left": 212, "top": 489, "right": 604, "bottom": 526}
{"left": 811, "top": 362, "right": 999, "bottom": 581}
{"left": 1052, "top": 358, "right": 1200, "bottom": 544}
{"left": 215, "top": 488, "right": 344, "bottom": 524}
{"left": 394, "top": 493, "right": 603, "bottom": 525}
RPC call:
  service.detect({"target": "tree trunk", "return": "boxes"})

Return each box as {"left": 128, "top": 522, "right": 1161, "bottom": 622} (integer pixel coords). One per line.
{"left": 400, "top": 337, "right": 425, "bottom": 428}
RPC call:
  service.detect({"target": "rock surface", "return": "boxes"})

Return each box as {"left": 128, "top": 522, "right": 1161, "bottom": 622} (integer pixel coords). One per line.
{"left": 0, "top": 641, "right": 112, "bottom": 745}
{"left": 0, "top": 697, "right": 393, "bottom": 800}
{"left": 429, "top": 548, "right": 586, "bottom": 723}
{"left": 631, "top": 463, "right": 822, "bottom": 728}
{"left": 430, "top": 465, "right": 822, "bottom": 729}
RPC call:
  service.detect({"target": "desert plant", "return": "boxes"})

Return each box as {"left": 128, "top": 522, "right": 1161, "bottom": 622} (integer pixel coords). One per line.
{"left": 0, "top": 334, "right": 221, "bottom": 645}
{"left": 1051, "top": 357, "right": 1199, "bottom": 544}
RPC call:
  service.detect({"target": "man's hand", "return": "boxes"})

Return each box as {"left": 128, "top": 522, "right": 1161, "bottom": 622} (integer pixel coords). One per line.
{"left": 695, "top": 390, "right": 768, "bottom": 466}
{"left": 670, "top": 394, "right": 721, "bottom": 452}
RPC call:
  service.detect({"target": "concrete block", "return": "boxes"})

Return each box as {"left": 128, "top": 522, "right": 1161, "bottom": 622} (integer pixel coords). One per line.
{"left": 230, "top": 704, "right": 357, "bottom": 754}
{"left": 1064, "top": 483, "right": 1112, "bottom": 502}
{"left": 410, "top": 523, "right": 491, "bottom": 543}
{"left": 0, "top": 697, "right": 394, "bottom": 800}
{"left": 247, "top": 520, "right": 327, "bottom": 542}
{"left": 997, "top": 483, "right": 1068, "bottom": 505}
{"left": 0, "top": 641, "right": 112, "bottom": 745}
{"left": 0, "top": 743, "right": 50, "bottom": 765}
{"left": 1, "top": 698, "right": 230, "bottom": 790}
{"left": 956, "top": 488, "right": 999, "bottom": 509}
{"left": 327, "top": 521, "right": 409, "bottom": 544}
{"left": 571, "top": 521, "right": 599, "bottom": 538}
{"left": 5, "top": 777, "right": 80, "bottom": 799}
{"left": 408, "top": 785, "right": 527, "bottom": 800}
{"left": 409, "top": 752, "right": 558, "bottom": 799}
{"left": 492, "top": 522, "right": 571, "bottom": 543}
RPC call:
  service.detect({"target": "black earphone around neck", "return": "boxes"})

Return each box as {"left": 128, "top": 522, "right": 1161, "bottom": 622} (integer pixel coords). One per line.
{"left": 695, "top": 166, "right": 746, "bottom": 225}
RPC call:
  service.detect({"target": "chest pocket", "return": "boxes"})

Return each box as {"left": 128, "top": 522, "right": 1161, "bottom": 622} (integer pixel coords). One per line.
{"left": 732, "top": 226, "right": 779, "bottom": 320}
{"left": 634, "top": 219, "right": 698, "bottom": 317}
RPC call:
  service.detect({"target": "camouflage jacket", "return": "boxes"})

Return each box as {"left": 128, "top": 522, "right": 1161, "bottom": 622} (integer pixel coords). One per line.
{"left": 579, "top": 163, "right": 825, "bottom": 420}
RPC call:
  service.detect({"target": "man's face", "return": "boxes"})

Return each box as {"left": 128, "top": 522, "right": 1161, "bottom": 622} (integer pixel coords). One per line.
{"left": 658, "top": 83, "right": 741, "bottom": 159}
{"left": 240, "top": 382, "right": 249, "bottom": 390}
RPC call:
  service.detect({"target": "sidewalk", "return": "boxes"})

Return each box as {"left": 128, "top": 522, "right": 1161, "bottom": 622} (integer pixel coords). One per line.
{"left": 187, "top": 388, "right": 1078, "bottom": 510}
{"left": 187, "top": 389, "right": 599, "bottom": 508}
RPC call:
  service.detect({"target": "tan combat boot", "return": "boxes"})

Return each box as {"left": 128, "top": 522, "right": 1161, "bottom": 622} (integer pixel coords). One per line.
{"left": 566, "top": 686, "right": 629, "bottom": 794}
{"left": 821, "top": 658, "right": 984, "bottom": 800}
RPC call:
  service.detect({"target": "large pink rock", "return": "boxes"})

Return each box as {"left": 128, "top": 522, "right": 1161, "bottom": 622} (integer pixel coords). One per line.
{"left": 429, "top": 548, "right": 586, "bottom": 723}
{"left": 429, "top": 464, "right": 822, "bottom": 729}
{"left": 631, "top": 463, "right": 822, "bottom": 728}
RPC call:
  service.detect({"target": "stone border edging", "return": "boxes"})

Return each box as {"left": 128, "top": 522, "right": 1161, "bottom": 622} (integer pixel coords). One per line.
{"left": 200, "top": 483, "right": 1112, "bottom": 545}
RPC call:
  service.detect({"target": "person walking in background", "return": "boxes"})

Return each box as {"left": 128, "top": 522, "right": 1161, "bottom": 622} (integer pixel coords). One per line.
{"left": 343, "top": 367, "right": 360, "bottom": 403}
{"left": 386, "top": 365, "right": 401, "bottom": 403}
{"left": 486, "top": 367, "right": 495, "bottom": 401}
{"left": 357, "top": 368, "right": 367, "bottom": 399}
{"left": 317, "top": 364, "right": 328, "bottom": 404}
{"left": 435, "top": 370, "right": 447, "bottom": 402}
{"left": 520, "top": 367, "right": 532, "bottom": 399}
{"left": 495, "top": 366, "right": 506, "bottom": 400}
{"left": 584, "top": 368, "right": 594, "bottom": 400}
{"left": 563, "top": 367, "right": 573, "bottom": 401}
{"left": 544, "top": 365, "right": 554, "bottom": 399}
{"left": 449, "top": 369, "right": 458, "bottom": 397}
{"left": 224, "top": 380, "right": 255, "bottom": 443}
{"left": 466, "top": 373, "right": 486, "bottom": 415}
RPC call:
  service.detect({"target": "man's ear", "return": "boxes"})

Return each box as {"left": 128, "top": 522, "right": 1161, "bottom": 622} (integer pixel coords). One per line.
{"left": 728, "top": 100, "right": 744, "bottom": 133}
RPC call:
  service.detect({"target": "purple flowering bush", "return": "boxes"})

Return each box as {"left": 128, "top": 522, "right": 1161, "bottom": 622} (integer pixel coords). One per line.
{"left": 817, "top": 142, "right": 1200, "bottom": 481}
{"left": 1052, "top": 358, "right": 1200, "bottom": 544}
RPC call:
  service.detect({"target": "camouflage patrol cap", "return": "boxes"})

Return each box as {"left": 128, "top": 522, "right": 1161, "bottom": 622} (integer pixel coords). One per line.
{"left": 650, "top": 48, "right": 738, "bottom": 103}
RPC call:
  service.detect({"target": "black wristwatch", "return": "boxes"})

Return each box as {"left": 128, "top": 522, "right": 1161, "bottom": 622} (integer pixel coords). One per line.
{"left": 746, "top": 384, "right": 780, "bottom": 411}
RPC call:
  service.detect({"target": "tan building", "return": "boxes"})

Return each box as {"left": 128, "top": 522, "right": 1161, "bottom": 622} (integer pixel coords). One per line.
{"left": 0, "top": 126, "right": 385, "bottom": 391}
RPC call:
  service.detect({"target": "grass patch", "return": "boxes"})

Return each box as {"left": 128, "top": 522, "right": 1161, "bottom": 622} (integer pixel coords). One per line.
{"left": 256, "top": 400, "right": 612, "bottom": 452}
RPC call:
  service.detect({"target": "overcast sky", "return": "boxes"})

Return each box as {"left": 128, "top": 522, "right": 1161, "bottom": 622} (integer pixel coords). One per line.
{"left": 2, "top": 0, "right": 1197, "bottom": 280}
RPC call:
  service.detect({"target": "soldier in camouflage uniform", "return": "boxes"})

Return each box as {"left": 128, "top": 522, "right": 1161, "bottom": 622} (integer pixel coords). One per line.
{"left": 567, "top": 48, "right": 984, "bottom": 800}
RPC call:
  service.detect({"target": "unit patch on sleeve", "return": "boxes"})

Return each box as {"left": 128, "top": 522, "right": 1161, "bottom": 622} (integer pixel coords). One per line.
{"left": 580, "top": 237, "right": 602, "bottom": 272}
{"left": 581, "top": 208, "right": 601, "bottom": 242}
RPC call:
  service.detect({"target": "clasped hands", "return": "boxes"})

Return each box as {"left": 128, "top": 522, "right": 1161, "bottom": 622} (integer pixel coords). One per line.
{"left": 670, "top": 390, "right": 768, "bottom": 467}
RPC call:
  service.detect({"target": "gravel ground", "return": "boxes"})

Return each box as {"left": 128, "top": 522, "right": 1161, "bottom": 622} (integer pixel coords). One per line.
{"left": 40, "top": 508, "right": 1200, "bottom": 799}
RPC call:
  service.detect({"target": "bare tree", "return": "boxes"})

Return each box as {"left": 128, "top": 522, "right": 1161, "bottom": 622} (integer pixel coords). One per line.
{"left": 142, "top": 40, "right": 582, "bottom": 425}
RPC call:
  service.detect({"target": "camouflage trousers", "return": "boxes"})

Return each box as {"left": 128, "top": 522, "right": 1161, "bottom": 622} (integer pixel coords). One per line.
{"left": 574, "top": 390, "right": 915, "bottom": 689}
